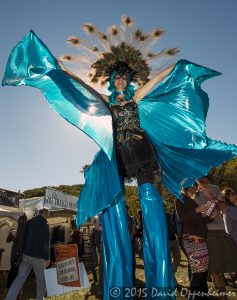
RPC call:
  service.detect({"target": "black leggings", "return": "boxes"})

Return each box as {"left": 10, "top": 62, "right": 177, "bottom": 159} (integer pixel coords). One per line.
{"left": 190, "top": 271, "right": 209, "bottom": 300}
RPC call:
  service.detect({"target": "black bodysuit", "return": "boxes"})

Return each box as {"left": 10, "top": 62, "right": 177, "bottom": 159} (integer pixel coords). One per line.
{"left": 110, "top": 100, "right": 159, "bottom": 184}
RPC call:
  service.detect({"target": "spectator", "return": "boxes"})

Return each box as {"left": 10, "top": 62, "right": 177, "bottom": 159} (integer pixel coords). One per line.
{"left": 90, "top": 218, "right": 102, "bottom": 284}
{"left": 5, "top": 208, "right": 50, "bottom": 300}
{"left": 195, "top": 177, "right": 237, "bottom": 300}
{"left": 3, "top": 214, "right": 28, "bottom": 300}
{"left": 166, "top": 212, "right": 181, "bottom": 274}
{"left": 171, "top": 210, "right": 192, "bottom": 281}
{"left": 97, "top": 213, "right": 104, "bottom": 296}
{"left": 176, "top": 186, "right": 211, "bottom": 299}
{"left": 126, "top": 205, "right": 137, "bottom": 285}
{"left": 221, "top": 188, "right": 237, "bottom": 248}
{"left": 71, "top": 227, "right": 84, "bottom": 259}
{"left": 136, "top": 209, "right": 143, "bottom": 258}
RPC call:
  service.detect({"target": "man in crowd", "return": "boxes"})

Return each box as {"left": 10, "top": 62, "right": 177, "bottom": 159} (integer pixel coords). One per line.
{"left": 136, "top": 209, "right": 143, "bottom": 258}
{"left": 2, "top": 213, "right": 28, "bottom": 300}
{"left": 90, "top": 218, "right": 102, "bottom": 284}
{"left": 5, "top": 207, "right": 50, "bottom": 300}
{"left": 126, "top": 205, "right": 137, "bottom": 285}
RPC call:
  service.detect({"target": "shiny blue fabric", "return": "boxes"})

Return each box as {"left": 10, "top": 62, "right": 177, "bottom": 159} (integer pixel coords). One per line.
{"left": 138, "top": 183, "right": 175, "bottom": 299}
{"left": 101, "top": 194, "right": 133, "bottom": 300}
{"left": 2, "top": 31, "right": 114, "bottom": 159}
{"left": 139, "top": 60, "right": 237, "bottom": 198}
{"left": 140, "top": 59, "right": 219, "bottom": 147}
{"left": 76, "top": 150, "right": 121, "bottom": 226}
{"left": 150, "top": 141, "right": 235, "bottom": 198}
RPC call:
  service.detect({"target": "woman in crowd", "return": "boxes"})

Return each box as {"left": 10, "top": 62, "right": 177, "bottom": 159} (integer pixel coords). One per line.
{"left": 175, "top": 186, "right": 212, "bottom": 299}
{"left": 221, "top": 188, "right": 237, "bottom": 247}
{"left": 195, "top": 178, "right": 237, "bottom": 299}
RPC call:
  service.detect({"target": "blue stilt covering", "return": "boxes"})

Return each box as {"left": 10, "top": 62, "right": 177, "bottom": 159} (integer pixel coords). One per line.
{"left": 101, "top": 194, "right": 133, "bottom": 299}
{"left": 139, "top": 183, "right": 176, "bottom": 299}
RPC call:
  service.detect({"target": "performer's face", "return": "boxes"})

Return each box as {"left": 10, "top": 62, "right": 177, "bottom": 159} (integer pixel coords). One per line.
{"left": 114, "top": 74, "right": 128, "bottom": 91}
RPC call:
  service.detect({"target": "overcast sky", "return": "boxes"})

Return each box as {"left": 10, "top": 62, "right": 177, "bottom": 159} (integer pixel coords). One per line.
{"left": 0, "top": 0, "right": 236, "bottom": 192}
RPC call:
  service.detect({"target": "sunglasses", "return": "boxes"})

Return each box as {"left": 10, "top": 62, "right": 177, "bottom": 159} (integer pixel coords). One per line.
{"left": 229, "top": 192, "right": 236, "bottom": 196}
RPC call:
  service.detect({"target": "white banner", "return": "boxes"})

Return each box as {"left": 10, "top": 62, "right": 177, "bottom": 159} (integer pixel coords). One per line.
{"left": 45, "top": 263, "right": 90, "bottom": 297}
{"left": 44, "top": 188, "right": 77, "bottom": 210}
{"left": 57, "top": 257, "right": 79, "bottom": 284}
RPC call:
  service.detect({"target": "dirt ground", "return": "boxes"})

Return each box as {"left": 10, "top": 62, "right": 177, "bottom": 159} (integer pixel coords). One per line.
{"left": 1, "top": 253, "right": 237, "bottom": 299}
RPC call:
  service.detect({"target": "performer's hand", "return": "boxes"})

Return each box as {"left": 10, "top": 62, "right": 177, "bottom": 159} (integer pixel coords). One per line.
{"left": 57, "top": 59, "right": 65, "bottom": 70}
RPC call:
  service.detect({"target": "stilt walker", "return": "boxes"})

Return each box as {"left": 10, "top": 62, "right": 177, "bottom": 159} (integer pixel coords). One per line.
{"left": 3, "top": 15, "right": 237, "bottom": 299}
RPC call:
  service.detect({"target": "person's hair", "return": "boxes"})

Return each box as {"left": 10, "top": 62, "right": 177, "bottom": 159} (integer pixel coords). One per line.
{"left": 181, "top": 186, "right": 196, "bottom": 197}
{"left": 39, "top": 207, "right": 50, "bottom": 215}
{"left": 94, "top": 218, "right": 100, "bottom": 225}
{"left": 196, "top": 176, "right": 209, "bottom": 185}
{"left": 181, "top": 187, "right": 189, "bottom": 196}
{"left": 222, "top": 188, "right": 236, "bottom": 206}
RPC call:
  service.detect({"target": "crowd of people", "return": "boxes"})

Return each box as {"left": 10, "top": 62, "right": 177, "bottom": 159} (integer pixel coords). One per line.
{"left": 87, "top": 176, "right": 237, "bottom": 300}
{"left": 3, "top": 208, "right": 50, "bottom": 300}
{"left": 1, "top": 176, "right": 237, "bottom": 300}
{"left": 85, "top": 178, "right": 237, "bottom": 300}
{"left": 173, "top": 177, "right": 237, "bottom": 300}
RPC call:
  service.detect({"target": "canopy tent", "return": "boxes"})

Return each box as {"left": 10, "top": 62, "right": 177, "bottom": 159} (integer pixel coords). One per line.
{"left": 0, "top": 205, "right": 23, "bottom": 219}
{"left": 19, "top": 188, "right": 77, "bottom": 218}
{"left": 19, "top": 197, "right": 45, "bottom": 218}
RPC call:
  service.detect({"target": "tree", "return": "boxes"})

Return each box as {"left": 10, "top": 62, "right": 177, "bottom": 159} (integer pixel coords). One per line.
{"left": 208, "top": 157, "right": 237, "bottom": 191}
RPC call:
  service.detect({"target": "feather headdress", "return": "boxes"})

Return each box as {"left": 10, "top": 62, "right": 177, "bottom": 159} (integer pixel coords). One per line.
{"left": 60, "top": 15, "right": 179, "bottom": 86}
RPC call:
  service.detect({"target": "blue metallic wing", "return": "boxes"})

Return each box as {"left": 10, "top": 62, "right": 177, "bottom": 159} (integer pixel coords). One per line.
{"left": 76, "top": 149, "right": 122, "bottom": 226}
{"left": 139, "top": 60, "right": 237, "bottom": 198}
{"left": 2, "top": 30, "right": 113, "bottom": 159}
{"left": 139, "top": 59, "right": 220, "bottom": 149}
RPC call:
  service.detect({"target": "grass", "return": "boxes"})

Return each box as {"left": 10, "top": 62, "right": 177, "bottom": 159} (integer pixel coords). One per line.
{"left": 1, "top": 252, "right": 236, "bottom": 299}
{"left": 43, "top": 253, "right": 237, "bottom": 299}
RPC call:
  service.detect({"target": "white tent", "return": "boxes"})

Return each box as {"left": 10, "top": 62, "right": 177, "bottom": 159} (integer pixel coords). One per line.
{"left": 0, "top": 206, "right": 22, "bottom": 270}
{"left": 0, "top": 204, "right": 23, "bottom": 218}
{"left": 19, "top": 197, "right": 44, "bottom": 218}
{"left": 19, "top": 188, "right": 78, "bottom": 218}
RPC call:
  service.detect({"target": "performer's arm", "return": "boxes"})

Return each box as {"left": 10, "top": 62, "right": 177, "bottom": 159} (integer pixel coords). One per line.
{"left": 58, "top": 60, "right": 109, "bottom": 103}
{"left": 134, "top": 64, "right": 175, "bottom": 103}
